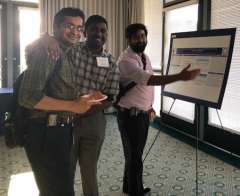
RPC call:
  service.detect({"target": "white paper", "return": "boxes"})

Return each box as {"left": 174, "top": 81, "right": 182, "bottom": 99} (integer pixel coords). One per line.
{"left": 96, "top": 57, "right": 109, "bottom": 68}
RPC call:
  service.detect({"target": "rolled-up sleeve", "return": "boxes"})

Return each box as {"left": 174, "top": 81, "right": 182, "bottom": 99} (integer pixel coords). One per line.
{"left": 103, "top": 56, "right": 119, "bottom": 98}
{"left": 118, "top": 58, "right": 151, "bottom": 85}
{"left": 18, "top": 42, "right": 56, "bottom": 109}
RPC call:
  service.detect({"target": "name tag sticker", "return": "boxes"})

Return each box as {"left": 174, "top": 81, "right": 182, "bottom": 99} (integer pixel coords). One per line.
{"left": 96, "top": 57, "right": 109, "bottom": 68}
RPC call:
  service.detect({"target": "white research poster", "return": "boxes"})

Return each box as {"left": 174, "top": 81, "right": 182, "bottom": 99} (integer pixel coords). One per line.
{"left": 163, "top": 29, "right": 236, "bottom": 108}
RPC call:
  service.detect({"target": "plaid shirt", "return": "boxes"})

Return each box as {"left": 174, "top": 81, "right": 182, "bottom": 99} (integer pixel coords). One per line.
{"left": 19, "top": 41, "right": 119, "bottom": 110}
{"left": 68, "top": 42, "right": 119, "bottom": 98}
{"left": 19, "top": 41, "right": 78, "bottom": 109}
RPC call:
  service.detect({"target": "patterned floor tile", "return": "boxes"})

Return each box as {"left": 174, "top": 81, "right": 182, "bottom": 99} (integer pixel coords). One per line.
{"left": 0, "top": 115, "right": 239, "bottom": 196}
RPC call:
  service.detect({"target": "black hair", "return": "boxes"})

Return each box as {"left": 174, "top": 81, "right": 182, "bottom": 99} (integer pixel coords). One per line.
{"left": 53, "top": 7, "right": 85, "bottom": 26}
{"left": 125, "top": 23, "right": 148, "bottom": 39}
{"left": 85, "top": 15, "right": 108, "bottom": 30}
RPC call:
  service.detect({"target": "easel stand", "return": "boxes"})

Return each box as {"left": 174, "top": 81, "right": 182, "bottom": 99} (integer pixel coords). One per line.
{"left": 195, "top": 103, "right": 200, "bottom": 195}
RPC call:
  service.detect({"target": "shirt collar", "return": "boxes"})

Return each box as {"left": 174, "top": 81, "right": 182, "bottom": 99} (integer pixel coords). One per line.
{"left": 59, "top": 42, "right": 73, "bottom": 53}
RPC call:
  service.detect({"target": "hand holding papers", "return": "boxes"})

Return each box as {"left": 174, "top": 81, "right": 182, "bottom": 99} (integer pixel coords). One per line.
{"left": 77, "top": 91, "right": 108, "bottom": 115}
{"left": 81, "top": 91, "right": 108, "bottom": 102}
{"left": 70, "top": 94, "right": 101, "bottom": 114}
{"left": 88, "top": 91, "right": 108, "bottom": 103}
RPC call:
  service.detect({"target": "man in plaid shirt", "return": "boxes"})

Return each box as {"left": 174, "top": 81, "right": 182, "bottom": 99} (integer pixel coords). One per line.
{"left": 19, "top": 9, "right": 119, "bottom": 196}
{"left": 67, "top": 15, "right": 119, "bottom": 196}
{"left": 19, "top": 8, "right": 92, "bottom": 196}
{"left": 37, "top": 14, "right": 119, "bottom": 195}
{"left": 25, "top": 15, "right": 119, "bottom": 196}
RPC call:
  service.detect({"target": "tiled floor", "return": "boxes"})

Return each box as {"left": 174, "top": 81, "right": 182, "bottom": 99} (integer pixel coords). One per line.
{"left": 0, "top": 115, "right": 240, "bottom": 196}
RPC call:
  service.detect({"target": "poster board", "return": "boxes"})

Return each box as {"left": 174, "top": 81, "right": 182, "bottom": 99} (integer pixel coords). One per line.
{"left": 162, "top": 28, "right": 236, "bottom": 109}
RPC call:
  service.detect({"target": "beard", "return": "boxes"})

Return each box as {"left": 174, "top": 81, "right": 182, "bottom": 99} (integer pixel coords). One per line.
{"left": 130, "top": 42, "right": 147, "bottom": 53}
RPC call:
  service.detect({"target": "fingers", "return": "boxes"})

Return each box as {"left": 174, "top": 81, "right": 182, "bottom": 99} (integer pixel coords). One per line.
{"left": 86, "top": 91, "right": 107, "bottom": 102}
{"left": 149, "top": 111, "right": 156, "bottom": 122}
{"left": 195, "top": 69, "right": 201, "bottom": 74}
{"left": 88, "top": 90, "right": 104, "bottom": 98}
{"left": 88, "top": 100, "right": 102, "bottom": 106}
{"left": 73, "top": 97, "right": 100, "bottom": 114}
{"left": 41, "top": 36, "right": 61, "bottom": 60}
{"left": 191, "top": 69, "right": 200, "bottom": 75}
{"left": 80, "top": 94, "right": 102, "bottom": 105}
{"left": 189, "top": 69, "right": 200, "bottom": 79}
{"left": 180, "top": 67, "right": 201, "bottom": 81}
{"left": 183, "top": 64, "right": 191, "bottom": 71}
{"left": 48, "top": 43, "right": 62, "bottom": 60}
{"left": 80, "top": 94, "right": 93, "bottom": 102}
{"left": 47, "top": 49, "right": 60, "bottom": 61}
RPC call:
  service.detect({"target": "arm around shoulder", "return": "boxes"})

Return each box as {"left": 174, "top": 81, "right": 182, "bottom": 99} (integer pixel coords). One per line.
{"left": 19, "top": 42, "right": 57, "bottom": 109}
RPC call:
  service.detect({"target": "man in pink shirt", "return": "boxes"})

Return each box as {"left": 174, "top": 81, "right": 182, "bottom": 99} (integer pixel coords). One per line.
{"left": 116, "top": 23, "right": 200, "bottom": 196}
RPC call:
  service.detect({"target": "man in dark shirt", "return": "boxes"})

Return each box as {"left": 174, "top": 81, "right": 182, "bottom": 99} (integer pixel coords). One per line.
{"left": 20, "top": 13, "right": 119, "bottom": 196}
{"left": 19, "top": 8, "right": 98, "bottom": 196}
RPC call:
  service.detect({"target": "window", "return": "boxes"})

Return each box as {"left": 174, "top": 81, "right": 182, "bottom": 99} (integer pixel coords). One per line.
{"left": 162, "top": 3, "right": 198, "bottom": 122}
{"left": 0, "top": 1, "right": 39, "bottom": 87}
{"left": 164, "top": 0, "right": 182, "bottom": 3}
{"left": 13, "top": 0, "right": 39, "bottom": 3}
{"left": 144, "top": 0, "right": 163, "bottom": 71}
{"left": 144, "top": 0, "right": 163, "bottom": 116}
{"left": 19, "top": 7, "right": 40, "bottom": 72}
{"left": 209, "top": 0, "right": 240, "bottom": 133}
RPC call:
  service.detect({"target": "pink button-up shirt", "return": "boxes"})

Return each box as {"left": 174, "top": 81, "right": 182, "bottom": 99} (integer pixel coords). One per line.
{"left": 117, "top": 47, "right": 154, "bottom": 111}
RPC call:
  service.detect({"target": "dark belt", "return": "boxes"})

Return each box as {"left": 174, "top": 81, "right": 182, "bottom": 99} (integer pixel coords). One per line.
{"left": 118, "top": 106, "right": 149, "bottom": 116}
{"left": 29, "top": 112, "right": 76, "bottom": 127}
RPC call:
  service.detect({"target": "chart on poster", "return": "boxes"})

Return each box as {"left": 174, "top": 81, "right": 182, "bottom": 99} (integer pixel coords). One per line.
{"left": 163, "top": 28, "right": 236, "bottom": 109}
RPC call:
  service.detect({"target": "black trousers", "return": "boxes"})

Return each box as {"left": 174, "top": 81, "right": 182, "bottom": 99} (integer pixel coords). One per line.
{"left": 24, "top": 121, "right": 75, "bottom": 196}
{"left": 117, "top": 109, "right": 150, "bottom": 196}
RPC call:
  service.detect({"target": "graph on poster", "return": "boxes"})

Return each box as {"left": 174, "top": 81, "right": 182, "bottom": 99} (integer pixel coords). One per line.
{"left": 163, "top": 28, "right": 236, "bottom": 109}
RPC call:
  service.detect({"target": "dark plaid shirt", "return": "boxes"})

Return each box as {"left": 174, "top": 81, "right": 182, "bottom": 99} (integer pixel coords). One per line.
{"left": 68, "top": 42, "right": 119, "bottom": 98}
{"left": 19, "top": 40, "right": 78, "bottom": 110}
{"left": 19, "top": 41, "right": 119, "bottom": 110}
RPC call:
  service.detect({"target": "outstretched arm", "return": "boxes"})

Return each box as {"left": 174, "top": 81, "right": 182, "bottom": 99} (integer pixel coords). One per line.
{"left": 147, "top": 64, "right": 200, "bottom": 86}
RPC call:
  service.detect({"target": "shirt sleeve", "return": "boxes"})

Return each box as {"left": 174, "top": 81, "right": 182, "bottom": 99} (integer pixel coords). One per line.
{"left": 18, "top": 41, "right": 56, "bottom": 109}
{"left": 118, "top": 57, "right": 152, "bottom": 85}
{"left": 103, "top": 55, "right": 119, "bottom": 99}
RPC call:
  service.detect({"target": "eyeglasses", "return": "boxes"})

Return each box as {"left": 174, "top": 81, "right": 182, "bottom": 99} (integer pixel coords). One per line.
{"left": 62, "top": 23, "right": 84, "bottom": 33}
